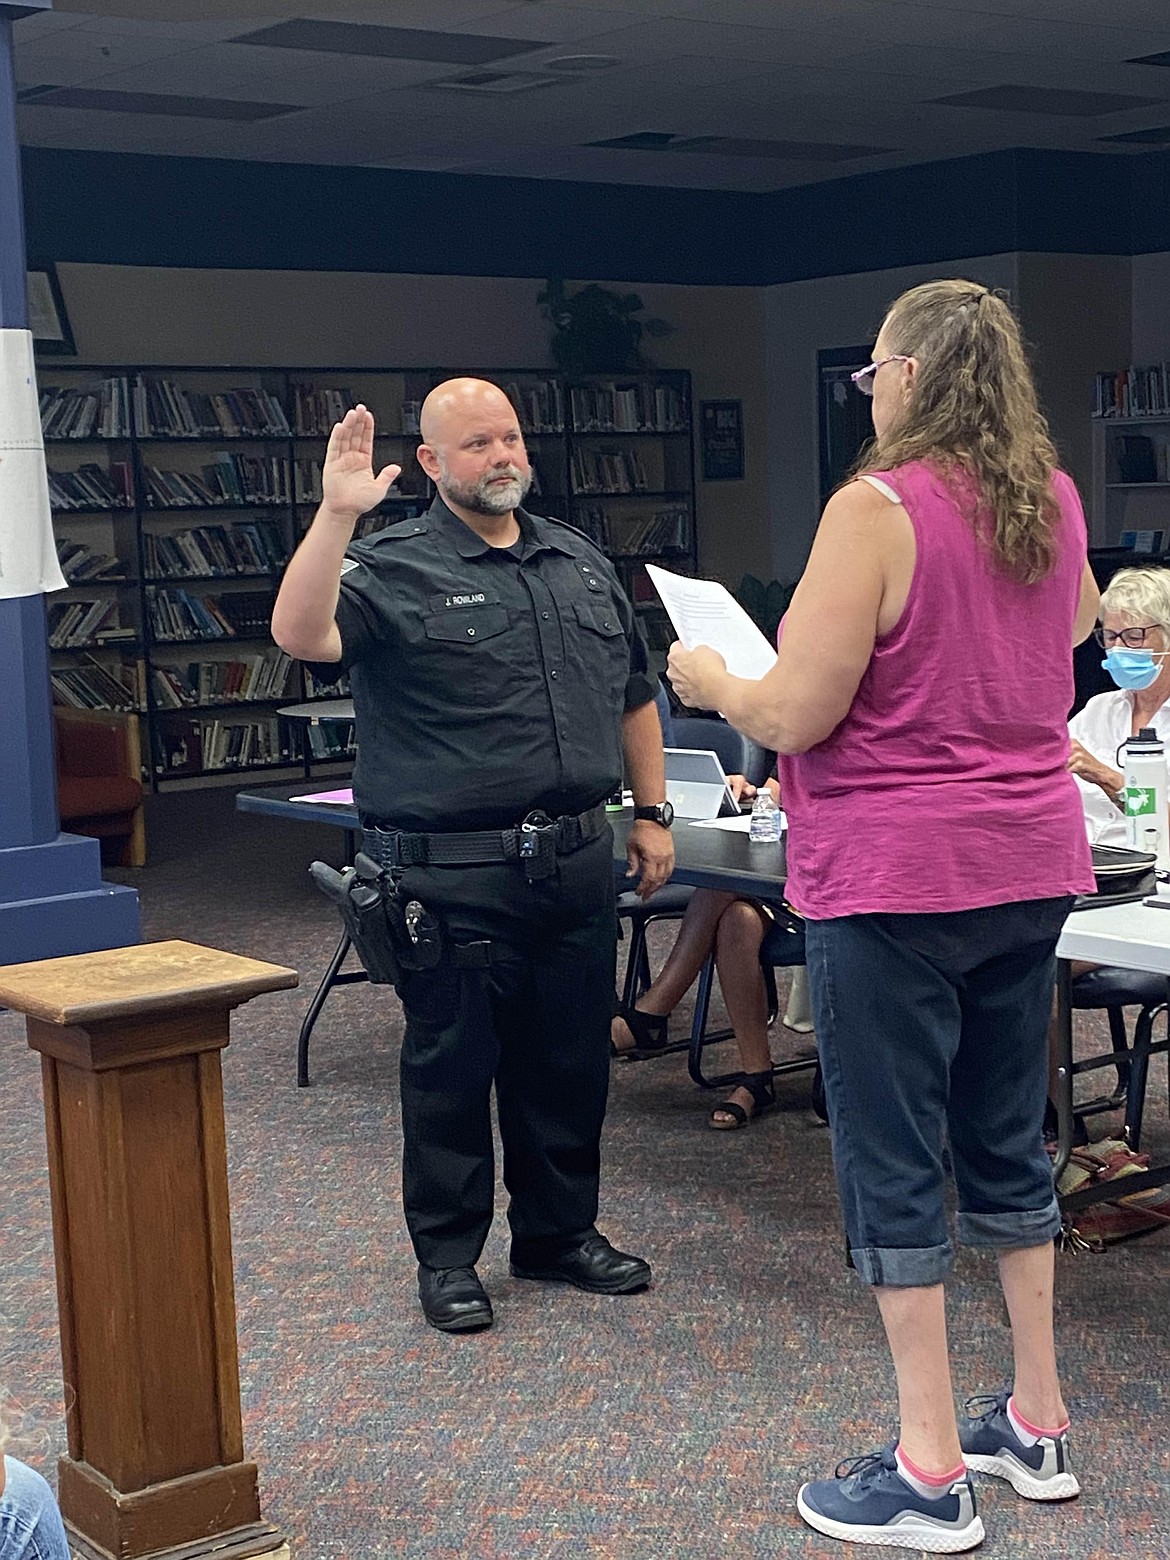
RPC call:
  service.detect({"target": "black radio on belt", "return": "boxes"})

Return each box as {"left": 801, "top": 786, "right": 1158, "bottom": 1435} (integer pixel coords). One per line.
{"left": 518, "top": 810, "right": 558, "bottom": 881}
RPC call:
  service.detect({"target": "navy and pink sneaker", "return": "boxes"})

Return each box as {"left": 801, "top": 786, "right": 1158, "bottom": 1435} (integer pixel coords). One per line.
{"left": 960, "top": 1390, "right": 1080, "bottom": 1501}
{"left": 797, "top": 1444, "right": 984, "bottom": 1552}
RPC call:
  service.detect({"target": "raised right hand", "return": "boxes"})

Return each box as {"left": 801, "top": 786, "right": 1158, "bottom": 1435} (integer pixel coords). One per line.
{"left": 321, "top": 404, "right": 402, "bottom": 521}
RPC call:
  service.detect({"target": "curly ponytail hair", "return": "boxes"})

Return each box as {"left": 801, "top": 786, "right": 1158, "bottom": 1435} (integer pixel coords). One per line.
{"left": 856, "top": 280, "right": 1061, "bottom": 583}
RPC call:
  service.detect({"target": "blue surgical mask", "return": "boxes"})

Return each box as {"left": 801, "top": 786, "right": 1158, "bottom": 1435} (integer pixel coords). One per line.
{"left": 1102, "top": 648, "right": 1162, "bottom": 691}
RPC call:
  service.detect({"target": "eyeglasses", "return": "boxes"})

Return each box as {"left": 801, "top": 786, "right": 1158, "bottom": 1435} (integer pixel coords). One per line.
{"left": 850, "top": 355, "right": 912, "bottom": 396}
{"left": 1094, "top": 623, "right": 1164, "bottom": 648}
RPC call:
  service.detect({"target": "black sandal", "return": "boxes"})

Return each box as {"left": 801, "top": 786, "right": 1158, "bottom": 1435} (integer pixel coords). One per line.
{"left": 610, "top": 1003, "right": 669, "bottom": 1057}
{"left": 709, "top": 1069, "right": 775, "bottom": 1130}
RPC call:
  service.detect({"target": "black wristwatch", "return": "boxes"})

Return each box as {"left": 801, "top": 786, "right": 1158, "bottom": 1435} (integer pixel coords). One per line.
{"left": 633, "top": 801, "right": 674, "bottom": 828}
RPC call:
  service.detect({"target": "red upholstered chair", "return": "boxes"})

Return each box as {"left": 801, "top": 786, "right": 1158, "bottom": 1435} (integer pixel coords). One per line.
{"left": 53, "top": 707, "right": 147, "bottom": 867}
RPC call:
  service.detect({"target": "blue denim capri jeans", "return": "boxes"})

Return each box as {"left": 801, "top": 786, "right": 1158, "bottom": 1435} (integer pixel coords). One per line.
{"left": 804, "top": 896, "right": 1071, "bottom": 1288}
{"left": 0, "top": 1456, "right": 70, "bottom": 1560}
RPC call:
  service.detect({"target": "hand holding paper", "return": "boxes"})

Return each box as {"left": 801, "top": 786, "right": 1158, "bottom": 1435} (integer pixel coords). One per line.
{"left": 646, "top": 564, "right": 776, "bottom": 679}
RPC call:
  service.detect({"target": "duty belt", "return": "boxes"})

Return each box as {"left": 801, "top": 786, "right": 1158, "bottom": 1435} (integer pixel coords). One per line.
{"left": 362, "top": 802, "right": 608, "bottom": 879}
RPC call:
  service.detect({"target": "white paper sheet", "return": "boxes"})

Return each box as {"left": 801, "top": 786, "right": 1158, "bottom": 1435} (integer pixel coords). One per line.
{"left": 0, "top": 329, "right": 66, "bottom": 599}
{"left": 689, "top": 812, "right": 789, "bottom": 833}
{"left": 645, "top": 563, "right": 776, "bottom": 680}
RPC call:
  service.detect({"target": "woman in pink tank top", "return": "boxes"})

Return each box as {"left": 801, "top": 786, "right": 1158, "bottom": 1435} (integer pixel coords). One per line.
{"left": 669, "top": 282, "right": 1097, "bottom": 1552}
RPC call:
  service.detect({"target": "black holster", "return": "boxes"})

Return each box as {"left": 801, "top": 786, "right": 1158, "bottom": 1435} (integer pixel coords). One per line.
{"left": 309, "top": 854, "right": 491, "bottom": 985}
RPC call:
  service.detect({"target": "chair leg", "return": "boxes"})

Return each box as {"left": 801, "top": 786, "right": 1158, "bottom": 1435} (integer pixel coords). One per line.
{"left": 763, "top": 963, "right": 778, "bottom": 1027}
{"left": 1122, "top": 1003, "right": 1163, "bottom": 1150}
{"left": 621, "top": 921, "right": 649, "bottom": 1010}
{"left": 686, "top": 953, "right": 721, "bottom": 1087}
{"left": 1106, "top": 1006, "right": 1132, "bottom": 1100}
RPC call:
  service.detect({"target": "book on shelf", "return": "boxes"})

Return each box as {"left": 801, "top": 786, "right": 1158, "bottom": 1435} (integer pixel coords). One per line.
{"left": 133, "top": 377, "right": 290, "bottom": 438}
{"left": 293, "top": 458, "right": 422, "bottom": 510}
{"left": 304, "top": 667, "right": 352, "bottom": 698}
{"left": 1094, "top": 365, "right": 1170, "bottom": 420}
{"left": 502, "top": 379, "right": 564, "bottom": 433}
{"left": 304, "top": 721, "right": 355, "bottom": 760}
{"left": 143, "top": 519, "right": 288, "bottom": 578}
{"left": 47, "top": 598, "right": 126, "bottom": 648}
{"left": 50, "top": 654, "right": 140, "bottom": 711}
{"left": 578, "top": 506, "right": 690, "bottom": 557}
{"left": 150, "top": 650, "right": 296, "bottom": 708}
{"left": 569, "top": 381, "right": 687, "bottom": 433}
{"left": 47, "top": 461, "right": 133, "bottom": 511}
{"left": 141, "top": 454, "right": 289, "bottom": 508}
{"left": 289, "top": 383, "right": 359, "bottom": 436}
{"left": 40, "top": 377, "right": 131, "bottom": 439}
{"left": 56, "top": 539, "right": 126, "bottom": 582}
{"left": 570, "top": 446, "right": 649, "bottom": 495}
{"left": 200, "top": 715, "right": 286, "bottom": 770}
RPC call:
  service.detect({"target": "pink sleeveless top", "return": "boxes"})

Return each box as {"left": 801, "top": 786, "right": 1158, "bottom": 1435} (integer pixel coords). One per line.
{"left": 777, "top": 460, "right": 1094, "bottom": 918}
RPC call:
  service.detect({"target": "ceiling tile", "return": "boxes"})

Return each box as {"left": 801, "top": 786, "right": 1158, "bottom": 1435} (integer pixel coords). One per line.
{"left": 929, "top": 83, "right": 1163, "bottom": 117}
{"left": 235, "top": 18, "right": 551, "bottom": 66}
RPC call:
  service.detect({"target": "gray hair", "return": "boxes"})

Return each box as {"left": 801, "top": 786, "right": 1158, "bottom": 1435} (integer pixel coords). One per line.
{"left": 1099, "top": 566, "right": 1170, "bottom": 628}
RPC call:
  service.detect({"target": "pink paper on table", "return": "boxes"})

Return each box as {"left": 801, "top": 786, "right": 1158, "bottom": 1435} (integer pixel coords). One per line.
{"left": 294, "top": 788, "right": 354, "bottom": 805}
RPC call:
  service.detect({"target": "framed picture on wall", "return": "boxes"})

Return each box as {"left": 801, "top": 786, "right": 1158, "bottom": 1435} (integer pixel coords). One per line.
{"left": 27, "top": 265, "right": 76, "bottom": 355}
{"left": 700, "top": 399, "right": 744, "bottom": 481}
{"left": 818, "top": 345, "right": 872, "bottom": 507}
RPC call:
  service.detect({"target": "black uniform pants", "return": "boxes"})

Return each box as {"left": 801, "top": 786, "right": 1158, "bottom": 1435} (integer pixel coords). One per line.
{"left": 393, "top": 828, "right": 618, "bottom": 1269}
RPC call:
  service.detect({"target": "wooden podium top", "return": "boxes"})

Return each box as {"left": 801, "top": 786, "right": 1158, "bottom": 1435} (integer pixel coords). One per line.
{"left": 0, "top": 939, "right": 298, "bottom": 1026}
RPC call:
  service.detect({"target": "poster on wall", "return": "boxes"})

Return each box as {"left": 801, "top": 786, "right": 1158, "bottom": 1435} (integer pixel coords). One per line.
{"left": 700, "top": 399, "right": 744, "bottom": 481}
{"left": 26, "top": 266, "right": 76, "bottom": 355}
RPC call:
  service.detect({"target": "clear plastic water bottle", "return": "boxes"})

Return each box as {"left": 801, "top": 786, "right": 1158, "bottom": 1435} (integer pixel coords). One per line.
{"left": 749, "top": 788, "right": 781, "bottom": 844}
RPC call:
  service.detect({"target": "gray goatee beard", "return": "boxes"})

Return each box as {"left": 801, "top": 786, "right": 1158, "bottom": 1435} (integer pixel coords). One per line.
{"left": 441, "top": 464, "right": 532, "bottom": 516}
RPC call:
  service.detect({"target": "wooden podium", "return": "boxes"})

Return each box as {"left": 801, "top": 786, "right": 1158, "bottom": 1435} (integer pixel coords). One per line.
{"left": 0, "top": 940, "right": 298, "bottom": 1560}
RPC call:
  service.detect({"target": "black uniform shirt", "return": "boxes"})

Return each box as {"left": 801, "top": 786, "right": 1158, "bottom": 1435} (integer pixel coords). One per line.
{"left": 314, "top": 497, "right": 655, "bottom": 831}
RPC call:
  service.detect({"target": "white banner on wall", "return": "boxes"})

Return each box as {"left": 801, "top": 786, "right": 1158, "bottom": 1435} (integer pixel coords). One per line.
{"left": 0, "top": 327, "right": 67, "bottom": 599}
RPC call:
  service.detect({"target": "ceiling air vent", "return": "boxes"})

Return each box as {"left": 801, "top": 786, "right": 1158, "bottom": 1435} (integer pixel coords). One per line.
{"left": 426, "top": 71, "right": 562, "bottom": 95}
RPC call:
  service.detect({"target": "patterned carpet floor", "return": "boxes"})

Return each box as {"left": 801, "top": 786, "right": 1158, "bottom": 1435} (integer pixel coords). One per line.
{"left": 1, "top": 788, "right": 1168, "bottom": 1558}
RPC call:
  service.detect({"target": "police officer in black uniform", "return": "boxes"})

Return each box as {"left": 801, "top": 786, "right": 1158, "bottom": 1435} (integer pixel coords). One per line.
{"left": 273, "top": 379, "right": 675, "bottom": 1332}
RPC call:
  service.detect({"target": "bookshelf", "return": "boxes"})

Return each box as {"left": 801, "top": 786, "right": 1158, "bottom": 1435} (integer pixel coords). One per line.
{"left": 38, "top": 365, "right": 697, "bottom": 787}
{"left": 1091, "top": 364, "right": 1170, "bottom": 550}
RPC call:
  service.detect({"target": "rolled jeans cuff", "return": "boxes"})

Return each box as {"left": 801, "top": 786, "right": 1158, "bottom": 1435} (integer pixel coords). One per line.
{"left": 849, "top": 1239, "right": 954, "bottom": 1288}
{"left": 957, "top": 1202, "right": 1062, "bottom": 1249}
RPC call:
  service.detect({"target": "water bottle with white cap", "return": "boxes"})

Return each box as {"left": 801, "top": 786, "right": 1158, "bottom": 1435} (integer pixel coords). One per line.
{"left": 1122, "top": 726, "right": 1169, "bottom": 868}
{"left": 749, "top": 787, "right": 782, "bottom": 844}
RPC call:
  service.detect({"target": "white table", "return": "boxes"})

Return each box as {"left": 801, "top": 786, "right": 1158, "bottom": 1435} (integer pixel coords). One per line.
{"left": 276, "top": 699, "right": 355, "bottom": 724}
{"left": 1054, "top": 897, "right": 1170, "bottom": 1212}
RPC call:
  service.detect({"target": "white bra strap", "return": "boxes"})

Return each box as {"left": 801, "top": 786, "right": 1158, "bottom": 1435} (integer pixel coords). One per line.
{"left": 858, "top": 474, "right": 902, "bottom": 505}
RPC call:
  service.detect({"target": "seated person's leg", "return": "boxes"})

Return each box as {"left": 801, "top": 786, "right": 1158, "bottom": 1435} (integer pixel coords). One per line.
{"left": 612, "top": 887, "right": 738, "bottom": 1054}
{"left": 709, "top": 899, "right": 775, "bottom": 1129}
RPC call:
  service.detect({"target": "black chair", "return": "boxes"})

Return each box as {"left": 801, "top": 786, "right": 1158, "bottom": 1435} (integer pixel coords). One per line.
{"left": 1068, "top": 966, "right": 1169, "bottom": 1149}
{"left": 686, "top": 900, "right": 820, "bottom": 1099}
{"left": 615, "top": 708, "right": 775, "bottom": 1043}
{"left": 615, "top": 682, "right": 693, "bottom": 1010}
{"left": 668, "top": 715, "right": 774, "bottom": 789}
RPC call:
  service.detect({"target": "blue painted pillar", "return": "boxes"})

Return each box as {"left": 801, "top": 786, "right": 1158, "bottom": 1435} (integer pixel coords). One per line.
{"left": 0, "top": 1, "right": 139, "bottom": 961}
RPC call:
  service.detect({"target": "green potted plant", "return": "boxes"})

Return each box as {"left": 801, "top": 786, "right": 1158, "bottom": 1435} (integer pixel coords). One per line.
{"left": 537, "top": 279, "right": 673, "bottom": 375}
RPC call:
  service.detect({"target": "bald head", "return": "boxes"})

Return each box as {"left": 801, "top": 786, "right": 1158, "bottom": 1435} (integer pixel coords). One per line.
{"left": 417, "top": 377, "right": 532, "bottom": 522}
{"left": 419, "top": 378, "right": 518, "bottom": 448}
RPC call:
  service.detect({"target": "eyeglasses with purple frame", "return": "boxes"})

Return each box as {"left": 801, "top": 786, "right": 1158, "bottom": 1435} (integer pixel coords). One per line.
{"left": 850, "top": 354, "right": 913, "bottom": 396}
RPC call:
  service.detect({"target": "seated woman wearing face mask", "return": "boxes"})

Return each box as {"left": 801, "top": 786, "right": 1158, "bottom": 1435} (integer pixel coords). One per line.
{"left": 1048, "top": 566, "right": 1170, "bottom": 1143}
{"left": 1067, "top": 566, "right": 1170, "bottom": 833}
